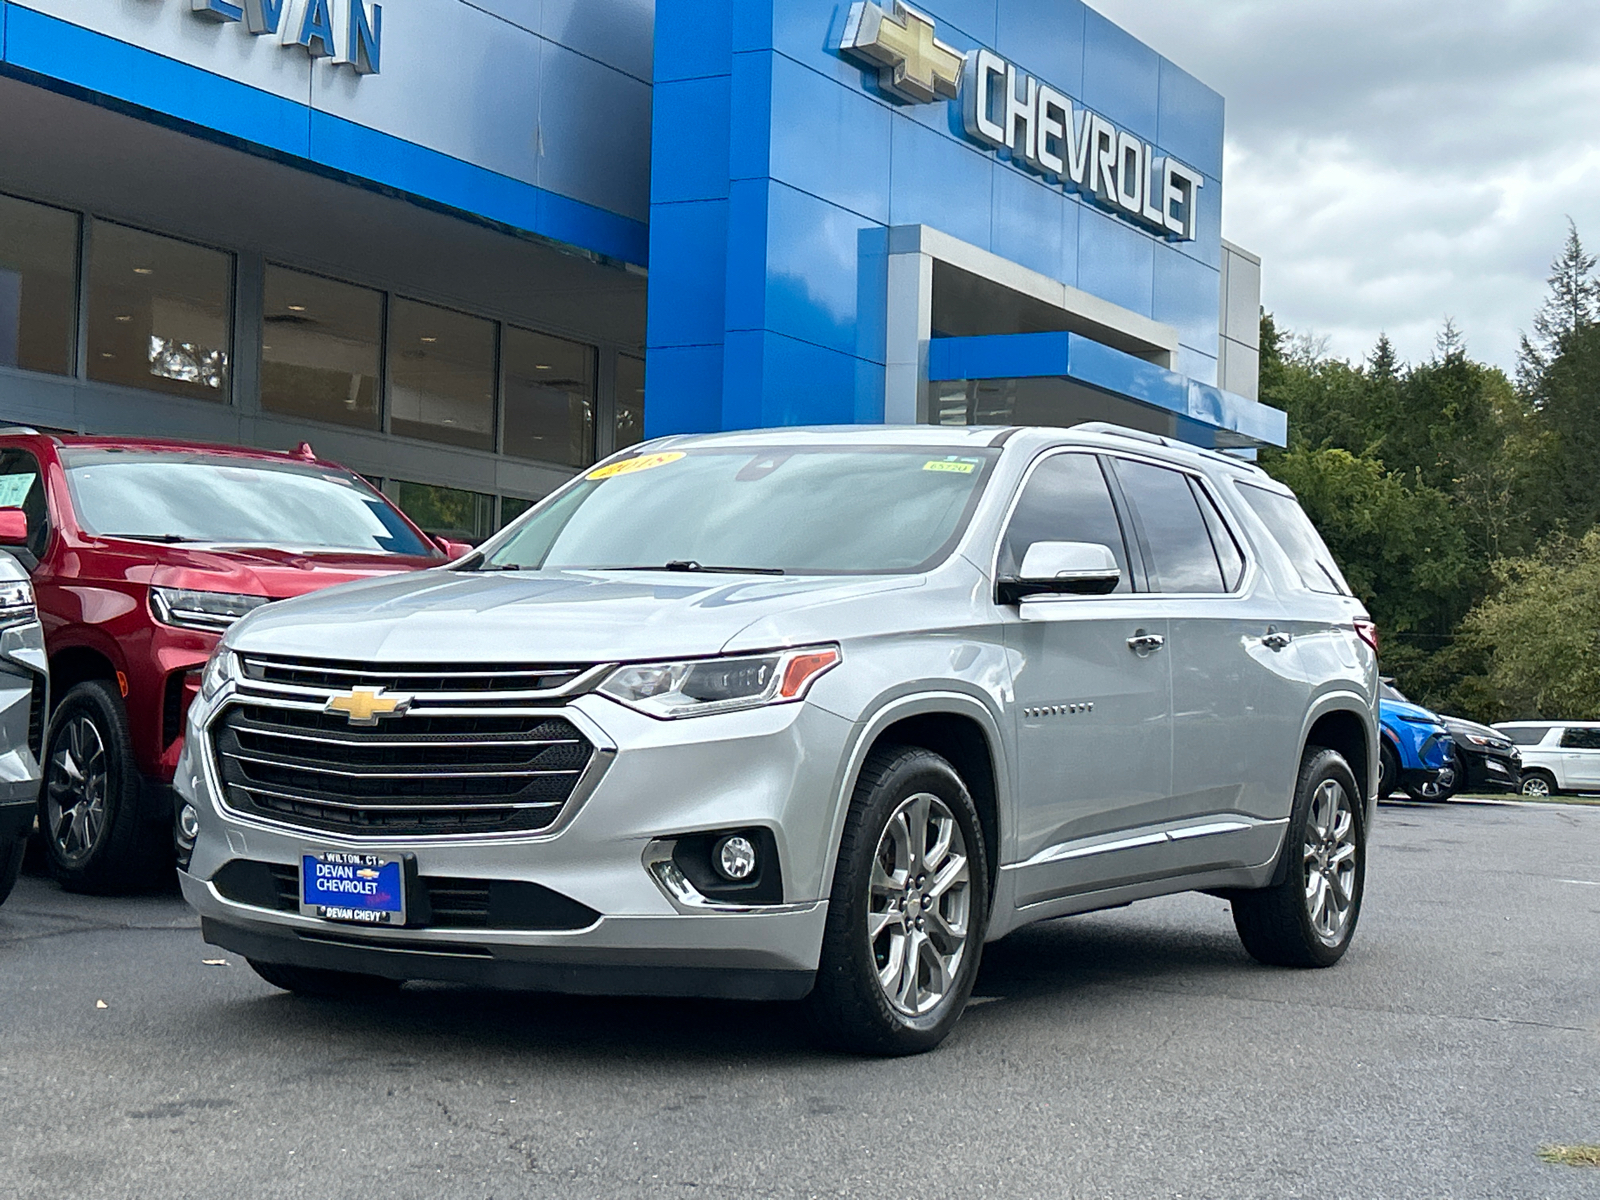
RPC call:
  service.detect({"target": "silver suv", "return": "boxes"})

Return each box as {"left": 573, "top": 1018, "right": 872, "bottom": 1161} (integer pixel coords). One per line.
{"left": 0, "top": 548, "right": 48, "bottom": 907}
{"left": 177, "top": 425, "right": 1379, "bottom": 1054}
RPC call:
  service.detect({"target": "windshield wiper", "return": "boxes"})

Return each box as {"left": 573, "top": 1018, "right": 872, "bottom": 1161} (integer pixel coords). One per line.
{"left": 105, "top": 533, "right": 204, "bottom": 543}
{"left": 611, "top": 561, "right": 785, "bottom": 576}
{"left": 470, "top": 561, "right": 531, "bottom": 572}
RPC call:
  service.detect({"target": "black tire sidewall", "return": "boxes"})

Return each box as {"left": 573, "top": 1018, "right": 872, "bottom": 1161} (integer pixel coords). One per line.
{"left": 0, "top": 835, "right": 24, "bottom": 905}
{"left": 38, "top": 680, "right": 150, "bottom": 892}
{"left": 813, "top": 748, "right": 990, "bottom": 1055}
{"left": 1521, "top": 771, "right": 1556, "bottom": 797}
{"left": 1378, "top": 742, "right": 1400, "bottom": 798}
{"left": 1286, "top": 749, "right": 1366, "bottom": 966}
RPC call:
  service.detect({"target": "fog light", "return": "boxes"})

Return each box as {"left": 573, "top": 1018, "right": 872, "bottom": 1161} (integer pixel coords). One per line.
{"left": 715, "top": 835, "right": 757, "bottom": 882}
{"left": 178, "top": 804, "right": 200, "bottom": 843}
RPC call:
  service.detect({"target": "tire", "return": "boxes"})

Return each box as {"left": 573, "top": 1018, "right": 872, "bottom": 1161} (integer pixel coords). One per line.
{"left": 1406, "top": 765, "right": 1457, "bottom": 803}
{"left": 247, "top": 959, "right": 404, "bottom": 998}
{"left": 807, "top": 746, "right": 990, "bottom": 1056}
{"left": 0, "top": 835, "right": 24, "bottom": 906}
{"left": 1377, "top": 742, "right": 1401, "bottom": 799}
{"left": 1232, "top": 746, "right": 1366, "bottom": 969}
{"left": 1519, "top": 770, "right": 1557, "bottom": 799}
{"left": 38, "top": 680, "right": 170, "bottom": 893}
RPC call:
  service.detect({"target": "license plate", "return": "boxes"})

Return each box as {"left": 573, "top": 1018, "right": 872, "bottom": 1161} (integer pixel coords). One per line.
{"left": 300, "top": 852, "right": 406, "bottom": 926}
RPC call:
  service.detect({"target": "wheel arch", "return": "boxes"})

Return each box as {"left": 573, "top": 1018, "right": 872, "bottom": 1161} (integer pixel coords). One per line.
{"left": 48, "top": 643, "right": 122, "bottom": 711}
{"left": 1300, "top": 695, "right": 1378, "bottom": 825}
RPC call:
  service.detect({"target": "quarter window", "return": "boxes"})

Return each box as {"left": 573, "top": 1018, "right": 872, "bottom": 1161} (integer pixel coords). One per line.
{"left": 999, "top": 453, "right": 1131, "bottom": 591}
{"left": 1111, "top": 459, "right": 1226, "bottom": 594}
{"left": 1237, "top": 482, "right": 1351, "bottom": 596}
{"left": 1502, "top": 726, "right": 1552, "bottom": 746}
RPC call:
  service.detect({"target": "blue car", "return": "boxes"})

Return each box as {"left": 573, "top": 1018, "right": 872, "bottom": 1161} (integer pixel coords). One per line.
{"left": 1378, "top": 681, "right": 1456, "bottom": 801}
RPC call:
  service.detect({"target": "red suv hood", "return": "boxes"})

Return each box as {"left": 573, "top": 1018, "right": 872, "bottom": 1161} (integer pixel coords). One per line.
{"left": 135, "top": 542, "right": 444, "bottom": 600}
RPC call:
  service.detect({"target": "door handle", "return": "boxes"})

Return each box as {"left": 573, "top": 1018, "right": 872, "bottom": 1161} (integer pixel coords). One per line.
{"left": 1263, "top": 627, "right": 1293, "bottom": 651}
{"left": 1127, "top": 630, "right": 1166, "bottom": 656}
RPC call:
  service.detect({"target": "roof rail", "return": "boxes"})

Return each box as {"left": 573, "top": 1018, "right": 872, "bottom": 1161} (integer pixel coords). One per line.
{"left": 1070, "top": 422, "right": 1171, "bottom": 447}
{"left": 0, "top": 426, "right": 40, "bottom": 436}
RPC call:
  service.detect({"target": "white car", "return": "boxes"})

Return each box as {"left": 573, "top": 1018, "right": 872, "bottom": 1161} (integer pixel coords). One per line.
{"left": 1493, "top": 722, "right": 1600, "bottom": 797}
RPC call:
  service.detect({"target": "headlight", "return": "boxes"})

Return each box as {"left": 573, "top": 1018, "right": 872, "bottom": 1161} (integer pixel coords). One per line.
{"left": 597, "top": 646, "right": 841, "bottom": 719}
{"left": 151, "top": 587, "right": 270, "bottom": 631}
{"left": 199, "top": 647, "right": 240, "bottom": 702}
{"left": 0, "top": 579, "right": 35, "bottom": 628}
{"left": 1464, "top": 733, "right": 1510, "bottom": 750}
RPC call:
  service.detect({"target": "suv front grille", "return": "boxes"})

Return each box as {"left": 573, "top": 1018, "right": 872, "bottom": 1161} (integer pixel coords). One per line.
{"left": 240, "top": 655, "right": 592, "bottom": 696}
{"left": 211, "top": 705, "right": 594, "bottom": 837}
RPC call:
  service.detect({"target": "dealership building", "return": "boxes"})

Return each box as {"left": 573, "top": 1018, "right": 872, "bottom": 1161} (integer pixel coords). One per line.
{"left": 0, "top": 0, "right": 1282, "bottom": 539}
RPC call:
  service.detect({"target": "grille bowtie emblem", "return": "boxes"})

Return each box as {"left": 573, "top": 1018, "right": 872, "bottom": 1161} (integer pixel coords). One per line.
{"left": 325, "top": 686, "right": 412, "bottom": 726}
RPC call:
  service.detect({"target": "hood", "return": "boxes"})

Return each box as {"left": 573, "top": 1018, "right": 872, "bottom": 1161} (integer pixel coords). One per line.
{"left": 1380, "top": 697, "right": 1445, "bottom": 729}
{"left": 135, "top": 542, "right": 443, "bottom": 600}
{"left": 1444, "top": 716, "right": 1513, "bottom": 746}
{"left": 225, "top": 568, "right": 926, "bottom": 663}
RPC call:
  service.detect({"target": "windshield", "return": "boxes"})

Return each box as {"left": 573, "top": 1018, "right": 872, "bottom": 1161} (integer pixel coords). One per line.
{"left": 482, "top": 445, "right": 999, "bottom": 575}
{"left": 61, "top": 449, "right": 436, "bottom": 557}
{"left": 1380, "top": 682, "right": 1409, "bottom": 704}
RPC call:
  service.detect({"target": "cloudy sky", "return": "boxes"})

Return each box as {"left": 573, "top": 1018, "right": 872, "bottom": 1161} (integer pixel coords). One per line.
{"left": 1090, "top": 0, "right": 1600, "bottom": 374}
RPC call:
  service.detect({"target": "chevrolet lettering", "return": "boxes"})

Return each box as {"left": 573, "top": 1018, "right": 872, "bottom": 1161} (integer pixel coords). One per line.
{"left": 178, "top": 425, "right": 1378, "bottom": 1055}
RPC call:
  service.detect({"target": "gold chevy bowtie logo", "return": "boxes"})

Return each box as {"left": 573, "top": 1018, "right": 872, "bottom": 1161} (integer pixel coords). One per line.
{"left": 325, "top": 686, "right": 412, "bottom": 726}
{"left": 840, "top": 1, "right": 964, "bottom": 105}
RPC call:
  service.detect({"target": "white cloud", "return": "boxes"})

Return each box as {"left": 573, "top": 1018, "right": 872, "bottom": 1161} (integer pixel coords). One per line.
{"left": 1088, "top": 0, "right": 1600, "bottom": 372}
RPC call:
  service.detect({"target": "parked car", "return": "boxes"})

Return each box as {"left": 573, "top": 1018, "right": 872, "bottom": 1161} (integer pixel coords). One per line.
{"left": 0, "top": 547, "right": 48, "bottom": 907}
{"left": 1439, "top": 716, "right": 1520, "bottom": 796}
{"left": 0, "top": 429, "right": 467, "bottom": 892}
{"left": 1377, "top": 682, "right": 1455, "bottom": 801}
{"left": 178, "top": 424, "right": 1379, "bottom": 1055}
{"left": 1492, "top": 721, "right": 1600, "bottom": 797}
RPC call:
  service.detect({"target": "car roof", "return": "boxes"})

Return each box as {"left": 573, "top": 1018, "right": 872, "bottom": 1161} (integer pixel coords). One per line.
{"left": 1493, "top": 720, "right": 1600, "bottom": 729}
{"left": 14, "top": 432, "right": 353, "bottom": 473}
{"left": 638, "top": 423, "right": 1267, "bottom": 479}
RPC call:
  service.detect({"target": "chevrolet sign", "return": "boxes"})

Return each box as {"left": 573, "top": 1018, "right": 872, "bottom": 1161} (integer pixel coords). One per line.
{"left": 840, "top": 1, "right": 1204, "bottom": 242}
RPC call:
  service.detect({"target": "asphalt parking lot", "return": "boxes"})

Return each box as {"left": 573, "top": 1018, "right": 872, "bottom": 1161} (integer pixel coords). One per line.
{"left": 2, "top": 799, "right": 1597, "bottom": 1200}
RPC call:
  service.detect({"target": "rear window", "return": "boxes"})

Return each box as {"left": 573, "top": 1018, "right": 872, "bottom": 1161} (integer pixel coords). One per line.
{"left": 1236, "top": 482, "right": 1351, "bottom": 596}
{"left": 1502, "top": 726, "right": 1552, "bottom": 746}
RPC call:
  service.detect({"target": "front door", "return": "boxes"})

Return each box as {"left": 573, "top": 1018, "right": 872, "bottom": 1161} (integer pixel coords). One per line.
{"left": 999, "top": 452, "right": 1174, "bottom": 907}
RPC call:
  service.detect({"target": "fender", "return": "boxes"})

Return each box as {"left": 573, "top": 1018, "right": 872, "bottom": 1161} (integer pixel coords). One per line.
{"left": 815, "top": 688, "right": 1014, "bottom": 912}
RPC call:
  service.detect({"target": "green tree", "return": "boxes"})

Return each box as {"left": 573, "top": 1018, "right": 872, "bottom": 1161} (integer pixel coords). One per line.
{"left": 1518, "top": 219, "right": 1600, "bottom": 386}
{"left": 1460, "top": 530, "right": 1600, "bottom": 720}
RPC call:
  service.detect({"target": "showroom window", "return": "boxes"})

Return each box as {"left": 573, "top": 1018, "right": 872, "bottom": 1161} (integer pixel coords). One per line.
{"left": 500, "top": 495, "right": 535, "bottom": 527}
{"left": 261, "top": 265, "right": 383, "bottom": 431}
{"left": 387, "top": 297, "right": 495, "bottom": 451}
{"left": 391, "top": 479, "right": 496, "bottom": 542}
{"left": 503, "top": 326, "right": 595, "bottom": 467}
{"left": 615, "top": 353, "right": 646, "bottom": 450}
{"left": 0, "top": 192, "right": 79, "bottom": 377}
{"left": 87, "top": 220, "right": 232, "bottom": 401}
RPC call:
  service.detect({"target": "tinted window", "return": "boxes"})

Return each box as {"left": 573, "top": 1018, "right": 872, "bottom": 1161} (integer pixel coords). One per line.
{"left": 1502, "top": 726, "right": 1552, "bottom": 746}
{"left": 1113, "top": 459, "right": 1225, "bottom": 594}
{"left": 261, "top": 266, "right": 382, "bottom": 431}
{"left": 1195, "top": 482, "right": 1246, "bottom": 590}
{"left": 0, "top": 192, "right": 78, "bottom": 376}
{"left": 999, "top": 453, "right": 1130, "bottom": 591}
{"left": 1237, "top": 482, "right": 1352, "bottom": 596}
{"left": 60, "top": 450, "right": 432, "bottom": 556}
{"left": 485, "top": 447, "right": 997, "bottom": 575}
{"left": 1559, "top": 728, "right": 1600, "bottom": 750}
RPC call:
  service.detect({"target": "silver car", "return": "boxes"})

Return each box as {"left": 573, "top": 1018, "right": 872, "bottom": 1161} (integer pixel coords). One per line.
{"left": 177, "top": 425, "right": 1379, "bottom": 1054}
{"left": 0, "top": 549, "right": 48, "bottom": 907}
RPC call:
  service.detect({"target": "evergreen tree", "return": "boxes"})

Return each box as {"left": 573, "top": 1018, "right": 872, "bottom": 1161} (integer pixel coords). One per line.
{"left": 1517, "top": 219, "right": 1599, "bottom": 387}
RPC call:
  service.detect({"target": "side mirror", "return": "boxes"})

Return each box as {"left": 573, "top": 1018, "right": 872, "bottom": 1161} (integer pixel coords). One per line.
{"left": 0, "top": 508, "right": 27, "bottom": 547}
{"left": 998, "top": 541, "right": 1121, "bottom": 604}
{"left": 433, "top": 536, "right": 476, "bottom": 561}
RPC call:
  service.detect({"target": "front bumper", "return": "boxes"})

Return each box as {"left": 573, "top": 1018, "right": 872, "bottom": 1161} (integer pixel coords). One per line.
{"left": 178, "top": 688, "right": 852, "bottom": 999}
{"left": 1458, "top": 748, "right": 1521, "bottom": 793}
{"left": 0, "top": 621, "right": 46, "bottom": 821}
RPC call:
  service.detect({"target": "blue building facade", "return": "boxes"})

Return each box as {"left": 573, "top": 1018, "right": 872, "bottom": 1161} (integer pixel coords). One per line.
{"left": 0, "top": 0, "right": 1278, "bottom": 539}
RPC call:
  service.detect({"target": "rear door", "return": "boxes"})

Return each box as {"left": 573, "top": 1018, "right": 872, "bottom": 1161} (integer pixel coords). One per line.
{"left": 999, "top": 451, "right": 1173, "bottom": 907}
{"left": 1108, "top": 457, "right": 1308, "bottom": 870}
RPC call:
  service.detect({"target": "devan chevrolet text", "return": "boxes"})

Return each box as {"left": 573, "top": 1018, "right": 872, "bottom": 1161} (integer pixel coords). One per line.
{"left": 178, "top": 424, "right": 1380, "bottom": 1055}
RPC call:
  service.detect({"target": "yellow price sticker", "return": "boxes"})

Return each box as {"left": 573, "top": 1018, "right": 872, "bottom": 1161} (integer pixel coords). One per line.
{"left": 923, "top": 459, "right": 976, "bottom": 475}
{"left": 586, "top": 452, "right": 686, "bottom": 481}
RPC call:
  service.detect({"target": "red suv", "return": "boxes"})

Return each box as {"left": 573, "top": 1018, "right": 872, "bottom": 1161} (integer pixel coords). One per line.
{"left": 0, "top": 430, "right": 463, "bottom": 891}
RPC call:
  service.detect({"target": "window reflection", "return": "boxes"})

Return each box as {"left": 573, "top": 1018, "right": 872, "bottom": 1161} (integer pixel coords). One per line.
{"left": 0, "top": 192, "right": 78, "bottom": 376}
{"left": 500, "top": 495, "right": 535, "bottom": 527}
{"left": 391, "top": 479, "right": 495, "bottom": 542}
{"left": 87, "top": 220, "right": 231, "bottom": 401}
{"left": 503, "top": 327, "right": 594, "bottom": 467}
{"left": 388, "top": 298, "right": 495, "bottom": 450}
{"left": 262, "top": 266, "right": 382, "bottom": 430}
{"left": 616, "top": 353, "right": 645, "bottom": 450}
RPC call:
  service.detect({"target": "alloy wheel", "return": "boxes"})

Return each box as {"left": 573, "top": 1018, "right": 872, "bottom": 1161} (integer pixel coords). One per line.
{"left": 1416, "top": 766, "right": 1455, "bottom": 800}
{"left": 1521, "top": 776, "right": 1551, "bottom": 798}
{"left": 46, "top": 715, "right": 109, "bottom": 865}
{"left": 868, "top": 792, "right": 971, "bottom": 1017}
{"left": 1303, "top": 778, "right": 1358, "bottom": 946}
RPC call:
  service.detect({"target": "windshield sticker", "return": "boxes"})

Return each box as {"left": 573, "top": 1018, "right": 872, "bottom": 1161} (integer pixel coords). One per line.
{"left": 0, "top": 473, "right": 33, "bottom": 508}
{"left": 922, "top": 458, "right": 979, "bottom": 475}
{"left": 587, "top": 452, "right": 686, "bottom": 481}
